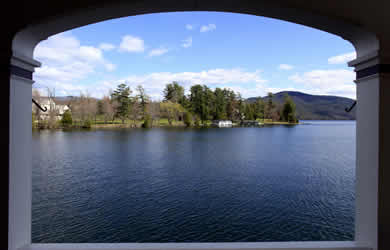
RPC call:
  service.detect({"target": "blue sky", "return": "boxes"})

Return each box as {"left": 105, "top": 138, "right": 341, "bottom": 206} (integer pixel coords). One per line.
{"left": 33, "top": 11, "right": 357, "bottom": 100}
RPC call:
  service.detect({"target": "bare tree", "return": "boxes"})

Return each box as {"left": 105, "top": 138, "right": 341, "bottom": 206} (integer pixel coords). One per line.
{"left": 101, "top": 95, "right": 115, "bottom": 123}
{"left": 85, "top": 92, "right": 98, "bottom": 123}
{"left": 148, "top": 102, "right": 161, "bottom": 127}
{"left": 129, "top": 99, "right": 140, "bottom": 127}
{"left": 32, "top": 88, "right": 42, "bottom": 126}
{"left": 70, "top": 92, "right": 86, "bottom": 126}
{"left": 69, "top": 91, "right": 98, "bottom": 127}
{"left": 46, "top": 88, "right": 59, "bottom": 129}
{"left": 160, "top": 101, "right": 185, "bottom": 125}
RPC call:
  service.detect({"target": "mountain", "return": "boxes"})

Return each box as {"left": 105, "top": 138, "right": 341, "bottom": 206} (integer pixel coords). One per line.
{"left": 247, "top": 91, "right": 356, "bottom": 120}
{"left": 52, "top": 96, "right": 98, "bottom": 105}
{"left": 53, "top": 96, "right": 76, "bottom": 102}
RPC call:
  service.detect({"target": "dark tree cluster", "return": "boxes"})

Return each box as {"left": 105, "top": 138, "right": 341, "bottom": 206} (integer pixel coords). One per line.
{"left": 33, "top": 82, "right": 298, "bottom": 129}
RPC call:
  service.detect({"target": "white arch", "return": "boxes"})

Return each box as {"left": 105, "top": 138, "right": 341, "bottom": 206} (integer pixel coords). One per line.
{"left": 12, "top": 0, "right": 378, "bottom": 60}
{"left": 9, "top": 1, "right": 384, "bottom": 250}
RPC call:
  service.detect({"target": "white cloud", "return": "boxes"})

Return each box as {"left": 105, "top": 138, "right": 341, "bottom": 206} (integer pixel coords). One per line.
{"left": 33, "top": 34, "right": 269, "bottom": 99}
{"left": 35, "top": 63, "right": 94, "bottom": 83}
{"left": 104, "top": 63, "right": 116, "bottom": 72}
{"left": 79, "top": 46, "right": 103, "bottom": 61}
{"left": 34, "top": 68, "right": 267, "bottom": 99}
{"left": 148, "top": 48, "right": 169, "bottom": 57}
{"left": 99, "top": 43, "right": 116, "bottom": 51}
{"left": 289, "top": 69, "right": 356, "bottom": 98}
{"left": 33, "top": 34, "right": 356, "bottom": 100}
{"left": 186, "top": 24, "right": 193, "bottom": 30}
{"left": 328, "top": 52, "right": 356, "bottom": 64}
{"left": 34, "top": 33, "right": 114, "bottom": 74}
{"left": 119, "top": 35, "right": 145, "bottom": 53}
{"left": 220, "top": 84, "right": 266, "bottom": 98}
{"left": 107, "top": 68, "right": 267, "bottom": 100}
{"left": 33, "top": 32, "right": 115, "bottom": 96}
{"left": 182, "top": 37, "right": 192, "bottom": 48}
{"left": 34, "top": 33, "right": 81, "bottom": 64}
{"left": 279, "top": 64, "right": 294, "bottom": 70}
{"left": 200, "top": 24, "right": 216, "bottom": 32}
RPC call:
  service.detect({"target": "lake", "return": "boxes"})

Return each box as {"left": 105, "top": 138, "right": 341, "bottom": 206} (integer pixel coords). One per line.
{"left": 32, "top": 121, "right": 355, "bottom": 243}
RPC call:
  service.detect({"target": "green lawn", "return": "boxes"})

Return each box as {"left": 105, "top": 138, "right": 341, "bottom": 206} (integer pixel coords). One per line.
{"left": 89, "top": 118, "right": 186, "bottom": 127}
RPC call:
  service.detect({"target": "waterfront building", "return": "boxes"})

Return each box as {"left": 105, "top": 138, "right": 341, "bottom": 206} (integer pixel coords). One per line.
{"left": 32, "top": 97, "right": 70, "bottom": 120}
{"left": 212, "top": 120, "right": 233, "bottom": 127}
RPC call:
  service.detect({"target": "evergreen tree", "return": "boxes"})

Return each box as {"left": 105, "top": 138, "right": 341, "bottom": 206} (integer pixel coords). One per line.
{"left": 244, "top": 103, "right": 254, "bottom": 120}
{"left": 111, "top": 83, "right": 132, "bottom": 123}
{"left": 189, "top": 85, "right": 206, "bottom": 122}
{"left": 163, "top": 81, "right": 185, "bottom": 104}
{"left": 237, "top": 94, "right": 246, "bottom": 121}
{"left": 61, "top": 110, "right": 73, "bottom": 127}
{"left": 136, "top": 85, "right": 150, "bottom": 119}
{"left": 282, "top": 94, "right": 297, "bottom": 123}
{"left": 214, "top": 88, "right": 227, "bottom": 120}
{"left": 180, "top": 95, "right": 191, "bottom": 110}
{"left": 226, "top": 90, "right": 238, "bottom": 121}
{"left": 264, "top": 92, "right": 275, "bottom": 120}
{"left": 254, "top": 99, "right": 265, "bottom": 120}
{"left": 204, "top": 86, "right": 215, "bottom": 122}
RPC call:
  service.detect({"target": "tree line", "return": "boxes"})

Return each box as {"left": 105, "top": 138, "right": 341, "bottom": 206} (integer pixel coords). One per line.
{"left": 32, "top": 82, "right": 298, "bottom": 129}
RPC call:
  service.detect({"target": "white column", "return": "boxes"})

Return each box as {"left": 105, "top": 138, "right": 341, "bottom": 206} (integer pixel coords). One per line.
{"left": 354, "top": 74, "right": 379, "bottom": 249}
{"left": 9, "top": 54, "right": 40, "bottom": 250}
{"left": 349, "top": 52, "right": 390, "bottom": 250}
{"left": 377, "top": 73, "right": 390, "bottom": 250}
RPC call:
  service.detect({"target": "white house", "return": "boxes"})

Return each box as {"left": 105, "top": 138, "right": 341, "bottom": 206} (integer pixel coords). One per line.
{"left": 212, "top": 120, "right": 233, "bottom": 127}
{"left": 32, "top": 97, "right": 70, "bottom": 120}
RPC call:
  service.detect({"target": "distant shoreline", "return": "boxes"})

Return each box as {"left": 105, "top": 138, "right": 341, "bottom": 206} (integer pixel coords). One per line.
{"left": 33, "top": 119, "right": 357, "bottom": 131}
{"left": 34, "top": 120, "right": 302, "bottom": 130}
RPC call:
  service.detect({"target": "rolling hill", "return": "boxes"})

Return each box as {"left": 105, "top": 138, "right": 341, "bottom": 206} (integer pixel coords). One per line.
{"left": 247, "top": 91, "right": 356, "bottom": 120}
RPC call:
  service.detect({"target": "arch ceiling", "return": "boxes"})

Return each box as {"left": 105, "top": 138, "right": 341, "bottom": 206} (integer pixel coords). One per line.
{"left": 12, "top": 0, "right": 385, "bottom": 59}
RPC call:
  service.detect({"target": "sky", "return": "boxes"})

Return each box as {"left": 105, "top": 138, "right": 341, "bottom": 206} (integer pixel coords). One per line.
{"left": 33, "top": 11, "right": 357, "bottom": 100}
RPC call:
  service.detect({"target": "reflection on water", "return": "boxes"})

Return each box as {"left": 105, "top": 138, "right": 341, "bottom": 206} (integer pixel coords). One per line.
{"left": 32, "top": 121, "right": 355, "bottom": 242}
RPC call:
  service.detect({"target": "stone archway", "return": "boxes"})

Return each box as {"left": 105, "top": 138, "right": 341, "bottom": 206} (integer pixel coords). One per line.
{"left": 8, "top": 1, "right": 389, "bottom": 250}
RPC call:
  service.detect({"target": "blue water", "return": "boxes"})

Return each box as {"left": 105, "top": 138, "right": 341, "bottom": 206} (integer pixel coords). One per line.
{"left": 32, "top": 121, "right": 355, "bottom": 242}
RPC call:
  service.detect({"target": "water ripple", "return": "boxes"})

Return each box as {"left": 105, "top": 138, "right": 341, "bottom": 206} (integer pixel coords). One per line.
{"left": 32, "top": 122, "right": 355, "bottom": 242}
